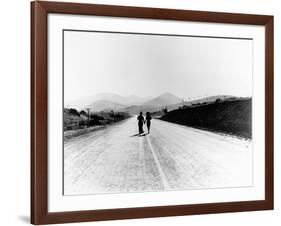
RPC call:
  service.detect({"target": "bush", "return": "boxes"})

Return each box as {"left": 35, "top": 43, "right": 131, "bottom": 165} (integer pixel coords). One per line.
{"left": 90, "top": 114, "right": 104, "bottom": 121}
{"left": 109, "top": 110, "right": 115, "bottom": 118}
{"left": 89, "top": 119, "right": 101, "bottom": 126}
{"left": 78, "top": 120, "right": 87, "bottom": 128}
{"left": 69, "top": 108, "right": 80, "bottom": 116}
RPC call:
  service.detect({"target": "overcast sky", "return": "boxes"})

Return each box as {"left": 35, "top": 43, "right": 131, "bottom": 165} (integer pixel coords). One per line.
{"left": 64, "top": 30, "right": 252, "bottom": 104}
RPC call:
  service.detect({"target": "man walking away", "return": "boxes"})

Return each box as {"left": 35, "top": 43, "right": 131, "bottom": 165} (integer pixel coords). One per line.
{"left": 137, "top": 112, "right": 145, "bottom": 134}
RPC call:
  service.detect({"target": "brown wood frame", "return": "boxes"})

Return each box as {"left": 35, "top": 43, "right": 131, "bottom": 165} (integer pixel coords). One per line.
{"left": 31, "top": 1, "right": 274, "bottom": 224}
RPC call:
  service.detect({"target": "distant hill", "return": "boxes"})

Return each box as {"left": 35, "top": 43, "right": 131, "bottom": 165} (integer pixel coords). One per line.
{"left": 167, "top": 95, "right": 237, "bottom": 111}
{"left": 144, "top": 92, "right": 181, "bottom": 107}
{"left": 161, "top": 98, "right": 252, "bottom": 139}
{"left": 188, "top": 95, "right": 235, "bottom": 105}
{"left": 90, "top": 93, "right": 150, "bottom": 105}
{"left": 124, "top": 95, "right": 152, "bottom": 105}
{"left": 66, "top": 92, "right": 150, "bottom": 109}
{"left": 87, "top": 99, "right": 125, "bottom": 112}
{"left": 121, "top": 95, "right": 239, "bottom": 114}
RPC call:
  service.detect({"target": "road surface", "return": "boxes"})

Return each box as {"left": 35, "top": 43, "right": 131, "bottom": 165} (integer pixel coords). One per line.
{"left": 64, "top": 116, "right": 252, "bottom": 195}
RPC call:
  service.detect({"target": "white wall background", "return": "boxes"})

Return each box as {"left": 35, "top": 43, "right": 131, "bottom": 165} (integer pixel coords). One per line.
{"left": 0, "top": 0, "right": 279, "bottom": 225}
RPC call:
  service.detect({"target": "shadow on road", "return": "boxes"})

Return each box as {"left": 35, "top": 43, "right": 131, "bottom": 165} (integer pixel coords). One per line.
{"left": 130, "top": 133, "right": 148, "bottom": 137}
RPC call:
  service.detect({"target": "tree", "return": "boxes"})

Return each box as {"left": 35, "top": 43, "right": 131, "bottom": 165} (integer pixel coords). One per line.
{"left": 69, "top": 108, "right": 80, "bottom": 116}
{"left": 80, "top": 110, "right": 86, "bottom": 115}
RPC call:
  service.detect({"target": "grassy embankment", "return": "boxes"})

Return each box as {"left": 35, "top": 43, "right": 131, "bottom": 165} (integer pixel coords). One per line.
{"left": 161, "top": 98, "right": 252, "bottom": 139}
{"left": 64, "top": 108, "right": 130, "bottom": 140}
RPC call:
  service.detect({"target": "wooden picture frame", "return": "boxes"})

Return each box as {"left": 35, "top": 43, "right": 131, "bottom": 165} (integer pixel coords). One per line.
{"left": 31, "top": 1, "right": 274, "bottom": 224}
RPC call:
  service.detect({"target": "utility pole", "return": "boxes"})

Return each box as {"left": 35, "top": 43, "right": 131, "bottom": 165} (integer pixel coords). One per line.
{"left": 85, "top": 108, "right": 90, "bottom": 127}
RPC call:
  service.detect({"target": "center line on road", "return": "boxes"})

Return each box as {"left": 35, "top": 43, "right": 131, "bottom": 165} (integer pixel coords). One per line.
{"left": 146, "top": 135, "right": 170, "bottom": 190}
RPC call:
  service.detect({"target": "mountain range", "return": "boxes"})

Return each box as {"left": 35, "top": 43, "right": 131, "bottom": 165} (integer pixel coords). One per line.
{"left": 67, "top": 92, "right": 151, "bottom": 110}
{"left": 85, "top": 92, "right": 181, "bottom": 113}
{"left": 66, "top": 92, "right": 237, "bottom": 114}
{"left": 144, "top": 92, "right": 181, "bottom": 107}
{"left": 86, "top": 99, "right": 126, "bottom": 112}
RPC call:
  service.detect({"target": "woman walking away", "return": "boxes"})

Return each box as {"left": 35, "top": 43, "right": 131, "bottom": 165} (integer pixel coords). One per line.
{"left": 145, "top": 112, "right": 152, "bottom": 134}
{"left": 137, "top": 112, "right": 145, "bottom": 134}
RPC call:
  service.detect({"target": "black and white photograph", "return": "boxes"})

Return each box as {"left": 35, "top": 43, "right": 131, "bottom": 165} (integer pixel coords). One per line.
{"left": 63, "top": 30, "right": 253, "bottom": 196}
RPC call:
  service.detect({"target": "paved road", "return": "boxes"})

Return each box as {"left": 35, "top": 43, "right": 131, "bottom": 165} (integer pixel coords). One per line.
{"left": 64, "top": 117, "right": 252, "bottom": 195}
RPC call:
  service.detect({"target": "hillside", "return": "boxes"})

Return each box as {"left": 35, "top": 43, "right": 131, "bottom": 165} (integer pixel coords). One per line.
{"left": 167, "top": 95, "right": 235, "bottom": 111}
{"left": 64, "top": 108, "right": 130, "bottom": 131}
{"left": 64, "top": 109, "right": 87, "bottom": 130}
{"left": 161, "top": 98, "right": 252, "bottom": 139}
{"left": 144, "top": 92, "right": 181, "bottom": 107}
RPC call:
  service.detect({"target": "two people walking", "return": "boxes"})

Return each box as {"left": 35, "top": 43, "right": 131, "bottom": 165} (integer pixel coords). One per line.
{"left": 137, "top": 112, "right": 152, "bottom": 134}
